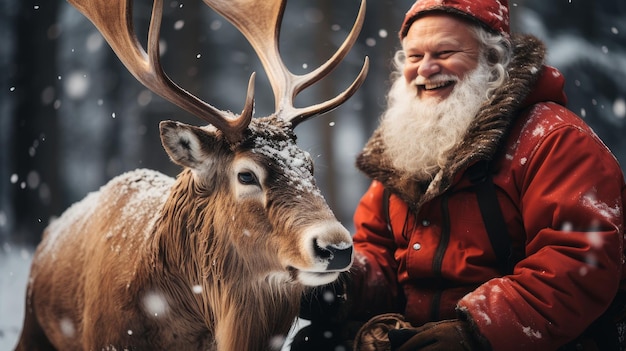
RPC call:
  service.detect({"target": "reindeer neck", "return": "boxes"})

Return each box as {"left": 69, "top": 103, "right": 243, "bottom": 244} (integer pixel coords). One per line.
{"left": 140, "top": 171, "right": 217, "bottom": 327}
{"left": 210, "top": 277, "right": 302, "bottom": 351}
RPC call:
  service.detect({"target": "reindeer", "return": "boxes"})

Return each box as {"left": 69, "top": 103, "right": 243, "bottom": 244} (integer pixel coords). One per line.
{"left": 16, "top": 0, "right": 368, "bottom": 350}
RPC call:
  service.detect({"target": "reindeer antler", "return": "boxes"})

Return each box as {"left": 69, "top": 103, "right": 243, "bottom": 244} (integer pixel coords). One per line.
{"left": 67, "top": 0, "right": 254, "bottom": 144}
{"left": 69, "top": 0, "right": 367, "bottom": 138}
{"left": 202, "top": 0, "right": 369, "bottom": 127}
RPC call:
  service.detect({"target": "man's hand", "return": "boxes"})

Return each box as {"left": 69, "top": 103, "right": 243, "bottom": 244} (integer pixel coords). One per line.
{"left": 388, "top": 319, "right": 480, "bottom": 351}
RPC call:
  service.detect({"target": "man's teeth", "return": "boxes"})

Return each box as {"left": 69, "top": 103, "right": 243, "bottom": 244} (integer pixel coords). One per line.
{"left": 424, "top": 81, "right": 451, "bottom": 90}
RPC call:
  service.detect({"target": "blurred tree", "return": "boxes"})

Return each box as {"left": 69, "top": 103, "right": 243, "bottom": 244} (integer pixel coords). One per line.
{"left": 7, "top": 0, "right": 61, "bottom": 245}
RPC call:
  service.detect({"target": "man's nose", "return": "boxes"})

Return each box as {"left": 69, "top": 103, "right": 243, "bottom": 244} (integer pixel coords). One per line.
{"left": 417, "top": 54, "right": 440, "bottom": 78}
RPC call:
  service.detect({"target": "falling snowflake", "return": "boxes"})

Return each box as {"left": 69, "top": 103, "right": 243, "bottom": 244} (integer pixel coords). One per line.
{"left": 143, "top": 291, "right": 169, "bottom": 318}
{"left": 59, "top": 318, "right": 76, "bottom": 337}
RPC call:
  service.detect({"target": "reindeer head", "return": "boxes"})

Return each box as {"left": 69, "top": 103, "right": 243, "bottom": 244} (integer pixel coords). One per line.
{"left": 67, "top": 0, "right": 368, "bottom": 286}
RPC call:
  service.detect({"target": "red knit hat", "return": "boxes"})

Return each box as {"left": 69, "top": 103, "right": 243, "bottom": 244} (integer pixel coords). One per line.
{"left": 399, "top": 0, "right": 510, "bottom": 39}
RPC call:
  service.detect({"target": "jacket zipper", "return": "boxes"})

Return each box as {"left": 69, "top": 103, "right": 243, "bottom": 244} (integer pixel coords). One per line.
{"left": 430, "top": 194, "right": 450, "bottom": 320}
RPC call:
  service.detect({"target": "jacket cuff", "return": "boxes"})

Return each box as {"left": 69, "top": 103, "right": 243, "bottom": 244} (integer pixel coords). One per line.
{"left": 457, "top": 305, "right": 494, "bottom": 351}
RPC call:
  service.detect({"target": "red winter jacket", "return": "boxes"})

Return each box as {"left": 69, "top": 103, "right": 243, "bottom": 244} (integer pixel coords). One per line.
{"left": 351, "top": 35, "right": 626, "bottom": 350}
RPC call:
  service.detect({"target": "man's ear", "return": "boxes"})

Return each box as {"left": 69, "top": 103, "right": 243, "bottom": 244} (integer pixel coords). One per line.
{"left": 159, "top": 120, "right": 222, "bottom": 169}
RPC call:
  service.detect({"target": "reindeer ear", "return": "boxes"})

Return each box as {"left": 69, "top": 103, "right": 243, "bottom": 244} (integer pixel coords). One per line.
{"left": 159, "top": 120, "right": 220, "bottom": 169}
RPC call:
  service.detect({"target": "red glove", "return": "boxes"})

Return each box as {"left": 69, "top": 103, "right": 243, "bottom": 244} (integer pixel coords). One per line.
{"left": 388, "top": 319, "right": 480, "bottom": 351}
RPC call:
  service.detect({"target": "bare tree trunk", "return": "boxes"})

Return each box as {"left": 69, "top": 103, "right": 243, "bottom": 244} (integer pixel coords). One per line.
{"left": 10, "top": 0, "right": 61, "bottom": 245}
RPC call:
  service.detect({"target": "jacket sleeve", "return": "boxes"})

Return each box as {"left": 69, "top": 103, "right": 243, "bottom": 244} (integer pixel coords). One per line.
{"left": 348, "top": 180, "right": 403, "bottom": 320}
{"left": 458, "top": 109, "right": 625, "bottom": 350}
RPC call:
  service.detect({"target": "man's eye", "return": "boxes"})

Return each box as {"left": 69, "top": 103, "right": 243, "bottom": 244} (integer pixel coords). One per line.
{"left": 238, "top": 171, "right": 258, "bottom": 185}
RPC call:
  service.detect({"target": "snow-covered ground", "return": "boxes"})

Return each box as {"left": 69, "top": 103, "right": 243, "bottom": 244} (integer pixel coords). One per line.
{"left": 0, "top": 244, "right": 32, "bottom": 351}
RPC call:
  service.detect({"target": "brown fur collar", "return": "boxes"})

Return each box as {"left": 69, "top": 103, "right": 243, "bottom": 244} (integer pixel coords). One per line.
{"left": 356, "top": 34, "right": 546, "bottom": 212}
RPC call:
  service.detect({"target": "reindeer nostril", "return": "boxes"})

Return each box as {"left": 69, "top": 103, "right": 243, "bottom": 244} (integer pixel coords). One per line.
{"left": 313, "top": 239, "right": 333, "bottom": 260}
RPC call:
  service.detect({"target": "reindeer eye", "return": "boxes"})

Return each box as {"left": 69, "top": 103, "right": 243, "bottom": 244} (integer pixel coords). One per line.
{"left": 237, "top": 171, "right": 258, "bottom": 186}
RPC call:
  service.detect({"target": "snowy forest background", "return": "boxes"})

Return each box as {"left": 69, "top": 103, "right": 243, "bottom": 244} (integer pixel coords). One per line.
{"left": 1, "top": 0, "right": 625, "bottom": 349}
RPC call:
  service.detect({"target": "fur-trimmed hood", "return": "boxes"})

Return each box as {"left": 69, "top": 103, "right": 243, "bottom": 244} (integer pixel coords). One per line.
{"left": 356, "top": 34, "right": 567, "bottom": 212}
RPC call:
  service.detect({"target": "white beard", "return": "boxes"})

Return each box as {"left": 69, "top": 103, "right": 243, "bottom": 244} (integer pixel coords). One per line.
{"left": 379, "top": 61, "right": 492, "bottom": 181}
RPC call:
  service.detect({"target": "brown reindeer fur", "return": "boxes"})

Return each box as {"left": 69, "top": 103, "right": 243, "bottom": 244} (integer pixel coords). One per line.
{"left": 16, "top": 117, "right": 352, "bottom": 351}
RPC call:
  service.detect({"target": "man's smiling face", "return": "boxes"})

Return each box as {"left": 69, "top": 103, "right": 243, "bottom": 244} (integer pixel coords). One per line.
{"left": 402, "top": 13, "right": 481, "bottom": 102}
